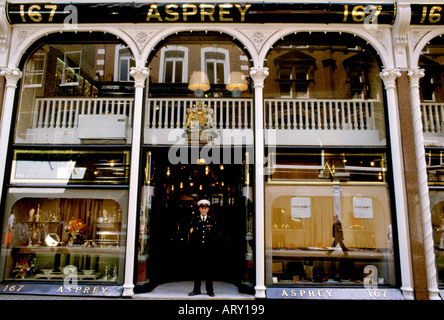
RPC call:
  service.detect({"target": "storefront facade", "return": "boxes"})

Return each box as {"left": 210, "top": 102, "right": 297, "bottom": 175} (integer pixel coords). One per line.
{"left": 0, "top": 0, "right": 442, "bottom": 300}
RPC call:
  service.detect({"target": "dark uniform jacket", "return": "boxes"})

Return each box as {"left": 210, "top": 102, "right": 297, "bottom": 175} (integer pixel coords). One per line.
{"left": 189, "top": 215, "right": 217, "bottom": 251}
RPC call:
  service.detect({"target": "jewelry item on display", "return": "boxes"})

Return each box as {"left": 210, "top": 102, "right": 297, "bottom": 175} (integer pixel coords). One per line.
{"left": 45, "top": 233, "right": 60, "bottom": 247}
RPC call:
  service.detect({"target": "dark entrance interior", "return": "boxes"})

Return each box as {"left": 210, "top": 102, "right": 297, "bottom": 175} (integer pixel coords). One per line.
{"left": 145, "top": 147, "right": 253, "bottom": 290}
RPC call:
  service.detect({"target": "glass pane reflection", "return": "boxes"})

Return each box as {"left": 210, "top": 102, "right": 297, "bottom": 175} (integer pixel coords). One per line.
{"left": 11, "top": 149, "right": 130, "bottom": 185}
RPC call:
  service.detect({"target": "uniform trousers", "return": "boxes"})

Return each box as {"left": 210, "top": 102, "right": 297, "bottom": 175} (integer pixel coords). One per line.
{"left": 191, "top": 248, "right": 214, "bottom": 294}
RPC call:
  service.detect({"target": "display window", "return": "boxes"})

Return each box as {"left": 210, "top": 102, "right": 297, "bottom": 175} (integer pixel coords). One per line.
{"left": 262, "top": 32, "right": 397, "bottom": 289}
{"left": 427, "top": 148, "right": 444, "bottom": 287}
{"left": 0, "top": 189, "right": 128, "bottom": 284}
{"left": 265, "top": 150, "right": 397, "bottom": 287}
{"left": 14, "top": 33, "right": 135, "bottom": 145}
{"left": 420, "top": 36, "right": 444, "bottom": 148}
{"left": 421, "top": 36, "right": 444, "bottom": 289}
{"left": 263, "top": 32, "right": 386, "bottom": 147}
{"left": 10, "top": 149, "right": 130, "bottom": 185}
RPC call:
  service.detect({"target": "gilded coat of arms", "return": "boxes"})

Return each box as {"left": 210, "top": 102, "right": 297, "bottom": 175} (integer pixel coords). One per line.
{"left": 185, "top": 101, "right": 218, "bottom": 144}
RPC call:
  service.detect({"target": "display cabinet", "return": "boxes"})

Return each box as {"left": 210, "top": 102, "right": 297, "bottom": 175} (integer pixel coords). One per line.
{"left": 1, "top": 190, "right": 128, "bottom": 284}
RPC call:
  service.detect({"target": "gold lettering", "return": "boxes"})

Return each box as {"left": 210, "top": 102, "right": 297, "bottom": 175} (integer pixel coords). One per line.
{"left": 83, "top": 287, "right": 90, "bottom": 294}
{"left": 420, "top": 6, "right": 427, "bottom": 24}
{"left": 325, "top": 289, "right": 332, "bottom": 297}
{"left": 165, "top": 4, "right": 179, "bottom": 21}
{"left": 146, "top": 4, "right": 162, "bottom": 22}
{"left": 352, "top": 5, "right": 366, "bottom": 22}
{"left": 20, "top": 4, "right": 26, "bottom": 22}
{"left": 299, "top": 290, "right": 306, "bottom": 296}
{"left": 92, "top": 287, "right": 99, "bottom": 294}
{"left": 28, "top": 5, "right": 42, "bottom": 22}
{"left": 200, "top": 4, "right": 215, "bottom": 22}
{"left": 183, "top": 4, "right": 197, "bottom": 21}
{"left": 56, "top": 286, "right": 63, "bottom": 293}
{"left": 290, "top": 289, "right": 297, "bottom": 296}
{"left": 101, "top": 287, "right": 108, "bottom": 294}
{"left": 44, "top": 5, "right": 57, "bottom": 22}
{"left": 281, "top": 289, "right": 288, "bottom": 297}
{"left": 75, "top": 287, "right": 82, "bottom": 293}
{"left": 343, "top": 4, "right": 349, "bottom": 22}
{"left": 219, "top": 4, "right": 233, "bottom": 22}
{"left": 65, "top": 286, "right": 72, "bottom": 293}
{"left": 235, "top": 4, "right": 251, "bottom": 22}
{"left": 308, "top": 290, "right": 315, "bottom": 297}
{"left": 429, "top": 6, "right": 442, "bottom": 23}
{"left": 318, "top": 290, "right": 323, "bottom": 297}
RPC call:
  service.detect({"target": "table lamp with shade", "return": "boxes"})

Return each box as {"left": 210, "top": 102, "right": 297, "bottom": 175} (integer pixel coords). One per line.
{"left": 226, "top": 71, "right": 248, "bottom": 97}
{"left": 188, "top": 71, "right": 210, "bottom": 97}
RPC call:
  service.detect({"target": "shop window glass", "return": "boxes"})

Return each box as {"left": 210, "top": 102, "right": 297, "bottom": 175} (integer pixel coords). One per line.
{"left": 265, "top": 151, "right": 396, "bottom": 287}
{"left": 10, "top": 149, "right": 130, "bottom": 186}
{"left": 420, "top": 37, "right": 444, "bottom": 147}
{"left": 15, "top": 33, "right": 135, "bottom": 145}
{"left": 0, "top": 189, "right": 128, "bottom": 284}
{"left": 427, "top": 148, "right": 444, "bottom": 287}
{"left": 264, "top": 32, "right": 386, "bottom": 147}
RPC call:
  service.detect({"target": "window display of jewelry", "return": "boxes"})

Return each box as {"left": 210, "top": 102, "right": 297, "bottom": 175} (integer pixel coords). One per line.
{"left": 2, "top": 197, "right": 126, "bottom": 284}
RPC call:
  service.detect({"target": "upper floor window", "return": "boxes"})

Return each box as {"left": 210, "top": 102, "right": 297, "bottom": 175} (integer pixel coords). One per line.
{"left": 274, "top": 49, "right": 314, "bottom": 98}
{"left": 23, "top": 53, "right": 46, "bottom": 88}
{"left": 202, "top": 48, "right": 230, "bottom": 84}
{"left": 61, "top": 51, "right": 82, "bottom": 86}
{"left": 159, "top": 46, "right": 188, "bottom": 83}
{"left": 116, "top": 46, "right": 135, "bottom": 82}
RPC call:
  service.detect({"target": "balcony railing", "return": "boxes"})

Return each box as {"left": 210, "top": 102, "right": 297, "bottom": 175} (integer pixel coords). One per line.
{"left": 33, "top": 97, "right": 134, "bottom": 129}
{"left": 264, "top": 99, "right": 376, "bottom": 130}
{"left": 26, "top": 97, "right": 444, "bottom": 145}
{"left": 422, "top": 102, "right": 444, "bottom": 134}
{"left": 145, "top": 98, "right": 253, "bottom": 130}
{"left": 32, "top": 97, "right": 380, "bottom": 131}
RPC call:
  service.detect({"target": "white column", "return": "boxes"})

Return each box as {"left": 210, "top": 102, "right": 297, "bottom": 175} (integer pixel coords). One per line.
{"left": 407, "top": 67, "right": 440, "bottom": 300}
{"left": 380, "top": 68, "right": 414, "bottom": 300}
{"left": 0, "top": 67, "right": 21, "bottom": 207}
{"left": 250, "top": 66, "right": 269, "bottom": 299}
{"left": 122, "top": 66, "right": 149, "bottom": 297}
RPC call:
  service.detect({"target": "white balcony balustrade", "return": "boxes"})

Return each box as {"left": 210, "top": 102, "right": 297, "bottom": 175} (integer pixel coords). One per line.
{"left": 263, "top": 98, "right": 383, "bottom": 146}
{"left": 20, "top": 97, "right": 134, "bottom": 144}
{"left": 422, "top": 102, "right": 444, "bottom": 146}
{"left": 18, "top": 97, "right": 400, "bottom": 146}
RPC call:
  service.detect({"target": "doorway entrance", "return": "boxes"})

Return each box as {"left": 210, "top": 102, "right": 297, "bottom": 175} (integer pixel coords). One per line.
{"left": 136, "top": 147, "right": 255, "bottom": 293}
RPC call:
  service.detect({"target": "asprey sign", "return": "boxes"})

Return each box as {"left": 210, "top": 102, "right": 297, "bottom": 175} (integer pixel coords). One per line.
{"left": 6, "top": 2, "right": 397, "bottom": 24}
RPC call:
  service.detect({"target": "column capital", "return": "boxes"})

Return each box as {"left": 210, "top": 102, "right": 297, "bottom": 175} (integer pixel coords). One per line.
{"left": 249, "top": 66, "right": 269, "bottom": 89}
{"left": 379, "top": 68, "right": 401, "bottom": 90}
{"left": 0, "top": 67, "right": 22, "bottom": 88}
{"left": 130, "top": 67, "right": 149, "bottom": 88}
{"left": 407, "top": 67, "right": 425, "bottom": 88}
